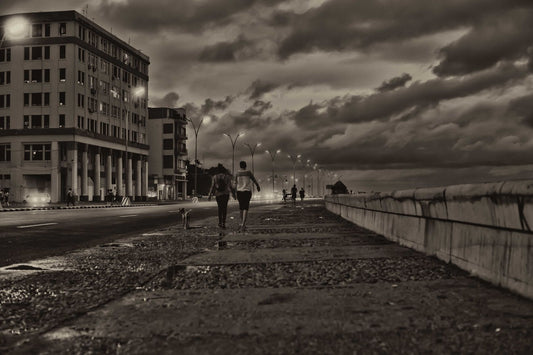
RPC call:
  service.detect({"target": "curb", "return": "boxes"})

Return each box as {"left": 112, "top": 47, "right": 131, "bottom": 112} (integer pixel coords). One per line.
{"left": 0, "top": 203, "right": 156, "bottom": 212}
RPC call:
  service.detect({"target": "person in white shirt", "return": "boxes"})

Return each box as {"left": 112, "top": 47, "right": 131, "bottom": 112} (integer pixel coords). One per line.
{"left": 235, "top": 161, "right": 260, "bottom": 232}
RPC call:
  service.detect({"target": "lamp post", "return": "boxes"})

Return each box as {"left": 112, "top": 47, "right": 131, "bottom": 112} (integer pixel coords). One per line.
{"left": 188, "top": 116, "right": 210, "bottom": 196}
{"left": 265, "top": 149, "right": 281, "bottom": 198}
{"left": 243, "top": 142, "right": 261, "bottom": 192}
{"left": 287, "top": 154, "right": 301, "bottom": 186}
{"left": 223, "top": 132, "right": 244, "bottom": 176}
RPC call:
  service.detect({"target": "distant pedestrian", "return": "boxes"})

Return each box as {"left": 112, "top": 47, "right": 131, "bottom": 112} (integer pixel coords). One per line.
{"left": 235, "top": 161, "right": 260, "bottom": 232}
{"left": 282, "top": 189, "right": 287, "bottom": 203}
{"left": 299, "top": 187, "right": 305, "bottom": 201}
{"left": 0, "top": 189, "right": 4, "bottom": 207}
{"left": 291, "top": 184, "right": 297, "bottom": 206}
{"left": 3, "top": 190, "right": 9, "bottom": 207}
{"left": 67, "top": 188, "right": 75, "bottom": 206}
{"left": 208, "top": 163, "right": 234, "bottom": 229}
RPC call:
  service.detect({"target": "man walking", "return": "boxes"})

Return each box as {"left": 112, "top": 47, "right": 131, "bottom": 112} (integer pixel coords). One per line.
{"left": 208, "top": 164, "right": 234, "bottom": 229}
{"left": 235, "top": 161, "right": 260, "bottom": 232}
{"left": 67, "top": 188, "right": 75, "bottom": 207}
{"left": 291, "top": 184, "right": 297, "bottom": 206}
{"left": 299, "top": 187, "right": 305, "bottom": 201}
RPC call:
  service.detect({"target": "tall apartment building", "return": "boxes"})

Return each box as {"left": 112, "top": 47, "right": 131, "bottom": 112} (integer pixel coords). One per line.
{"left": 147, "top": 107, "right": 188, "bottom": 200}
{"left": 0, "top": 11, "right": 150, "bottom": 203}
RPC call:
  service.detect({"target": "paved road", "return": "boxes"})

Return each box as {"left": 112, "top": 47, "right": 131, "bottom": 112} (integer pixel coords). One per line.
{"left": 0, "top": 201, "right": 248, "bottom": 267}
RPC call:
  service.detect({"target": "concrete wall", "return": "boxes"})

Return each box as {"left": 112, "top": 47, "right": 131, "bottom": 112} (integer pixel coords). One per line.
{"left": 325, "top": 180, "right": 533, "bottom": 300}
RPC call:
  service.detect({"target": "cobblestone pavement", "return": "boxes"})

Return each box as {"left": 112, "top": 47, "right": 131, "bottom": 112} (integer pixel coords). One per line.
{"left": 2, "top": 201, "right": 533, "bottom": 354}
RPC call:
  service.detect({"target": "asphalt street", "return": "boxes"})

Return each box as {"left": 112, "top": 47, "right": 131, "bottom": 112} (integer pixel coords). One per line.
{"left": 0, "top": 201, "right": 247, "bottom": 267}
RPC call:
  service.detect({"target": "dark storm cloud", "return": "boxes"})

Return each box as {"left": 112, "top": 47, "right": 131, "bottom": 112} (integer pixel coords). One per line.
{"left": 293, "top": 63, "right": 526, "bottom": 128}
{"left": 507, "top": 94, "right": 533, "bottom": 127}
{"left": 246, "top": 80, "right": 280, "bottom": 100}
{"left": 151, "top": 92, "right": 180, "bottom": 107}
{"left": 244, "top": 100, "right": 273, "bottom": 116}
{"left": 433, "top": 8, "right": 533, "bottom": 76}
{"left": 198, "top": 36, "right": 252, "bottom": 62}
{"left": 376, "top": 73, "right": 412, "bottom": 93}
{"left": 94, "top": 0, "right": 284, "bottom": 33}
{"left": 277, "top": 0, "right": 532, "bottom": 59}
{"left": 201, "top": 96, "right": 234, "bottom": 114}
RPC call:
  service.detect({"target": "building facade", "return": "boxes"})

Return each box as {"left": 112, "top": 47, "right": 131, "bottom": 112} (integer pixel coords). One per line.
{"left": 147, "top": 107, "right": 188, "bottom": 200}
{"left": 0, "top": 11, "right": 150, "bottom": 203}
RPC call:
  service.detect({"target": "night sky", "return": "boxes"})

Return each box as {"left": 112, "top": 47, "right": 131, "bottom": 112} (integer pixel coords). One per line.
{"left": 3, "top": 0, "right": 533, "bottom": 193}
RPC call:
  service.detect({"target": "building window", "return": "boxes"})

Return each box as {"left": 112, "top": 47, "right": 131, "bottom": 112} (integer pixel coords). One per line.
{"left": 31, "top": 93, "right": 42, "bottom": 106}
{"left": 0, "top": 48, "right": 11, "bottom": 62}
{"left": 31, "top": 24, "right": 42, "bottom": 37}
{"left": 0, "top": 94, "right": 10, "bottom": 108}
{"left": 77, "top": 93, "right": 85, "bottom": 108}
{"left": 59, "top": 114, "right": 65, "bottom": 128}
{"left": 59, "top": 92, "right": 66, "bottom": 106}
{"left": 77, "top": 70, "right": 85, "bottom": 85}
{"left": 59, "top": 23, "right": 67, "bottom": 35}
{"left": 163, "top": 123, "right": 173, "bottom": 134}
{"left": 78, "top": 48, "right": 85, "bottom": 62}
{"left": 59, "top": 45, "right": 66, "bottom": 59}
{"left": 0, "top": 116, "right": 10, "bottom": 130}
{"left": 163, "top": 155, "right": 173, "bottom": 169}
{"left": 0, "top": 143, "right": 11, "bottom": 161}
{"left": 23, "top": 114, "right": 50, "bottom": 129}
{"left": 44, "top": 23, "right": 50, "bottom": 37}
{"left": 44, "top": 46, "right": 50, "bottom": 59}
{"left": 31, "top": 46, "right": 42, "bottom": 60}
{"left": 77, "top": 116, "right": 84, "bottom": 129}
{"left": 59, "top": 68, "right": 66, "bottom": 81}
{"left": 0, "top": 71, "right": 10, "bottom": 85}
{"left": 24, "top": 143, "right": 51, "bottom": 161}
{"left": 163, "top": 139, "right": 173, "bottom": 150}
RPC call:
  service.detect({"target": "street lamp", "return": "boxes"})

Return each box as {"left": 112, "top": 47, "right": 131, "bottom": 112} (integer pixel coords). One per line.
{"left": 224, "top": 132, "right": 245, "bottom": 176}
{"left": 287, "top": 154, "right": 301, "bottom": 185}
{"left": 243, "top": 142, "right": 261, "bottom": 192}
{"left": 188, "top": 115, "right": 211, "bottom": 196}
{"left": 265, "top": 148, "right": 281, "bottom": 198}
{"left": 1, "top": 16, "right": 29, "bottom": 47}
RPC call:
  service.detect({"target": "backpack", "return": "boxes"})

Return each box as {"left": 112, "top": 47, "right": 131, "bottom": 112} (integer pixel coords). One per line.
{"left": 215, "top": 174, "right": 227, "bottom": 192}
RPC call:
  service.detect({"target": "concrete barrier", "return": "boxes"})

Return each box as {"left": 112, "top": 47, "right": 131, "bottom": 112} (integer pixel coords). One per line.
{"left": 325, "top": 180, "right": 533, "bottom": 300}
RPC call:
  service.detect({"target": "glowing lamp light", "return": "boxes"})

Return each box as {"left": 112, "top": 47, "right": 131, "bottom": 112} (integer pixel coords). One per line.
{"left": 4, "top": 17, "right": 29, "bottom": 40}
{"left": 133, "top": 86, "right": 145, "bottom": 98}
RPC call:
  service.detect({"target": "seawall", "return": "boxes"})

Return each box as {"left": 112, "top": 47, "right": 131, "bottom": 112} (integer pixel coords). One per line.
{"left": 325, "top": 180, "right": 533, "bottom": 299}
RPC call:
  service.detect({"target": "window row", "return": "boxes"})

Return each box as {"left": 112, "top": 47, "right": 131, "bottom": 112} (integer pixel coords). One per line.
{"left": 0, "top": 71, "right": 11, "bottom": 85}
{"left": 0, "top": 94, "right": 10, "bottom": 108}
{"left": 24, "top": 143, "right": 51, "bottom": 161}
{"left": 0, "top": 116, "right": 9, "bottom": 130}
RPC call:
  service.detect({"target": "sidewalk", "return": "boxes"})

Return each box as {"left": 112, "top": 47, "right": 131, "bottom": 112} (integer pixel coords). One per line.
{"left": 2, "top": 201, "right": 533, "bottom": 353}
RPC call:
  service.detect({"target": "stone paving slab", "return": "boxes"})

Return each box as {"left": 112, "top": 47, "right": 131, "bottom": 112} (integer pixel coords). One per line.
{"left": 181, "top": 244, "right": 418, "bottom": 265}
{"left": 39, "top": 278, "right": 533, "bottom": 354}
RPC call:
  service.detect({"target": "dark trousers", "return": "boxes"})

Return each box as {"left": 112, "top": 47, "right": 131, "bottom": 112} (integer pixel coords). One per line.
{"left": 216, "top": 194, "right": 229, "bottom": 225}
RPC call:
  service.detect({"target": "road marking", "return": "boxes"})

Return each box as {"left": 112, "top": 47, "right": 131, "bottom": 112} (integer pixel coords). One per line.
{"left": 17, "top": 222, "right": 58, "bottom": 229}
{"left": 119, "top": 215, "right": 137, "bottom": 218}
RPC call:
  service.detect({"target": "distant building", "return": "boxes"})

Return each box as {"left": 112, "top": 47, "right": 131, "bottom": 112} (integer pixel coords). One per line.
{"left": 0, "top": 11, "right": 150, "bottom": 202}
{"left": 147, "top": 107, "right": 188, "bottom": 200}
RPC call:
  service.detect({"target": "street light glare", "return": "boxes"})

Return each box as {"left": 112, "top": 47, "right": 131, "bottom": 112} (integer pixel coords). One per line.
{"left": 202, "top": 116, "right": 211, "bottom": 125}
{"left": 133, "top": 86, "right": 145, "bottom": 98}
{"left": 4, "top": 17, "right": 29, "bottom": 40}
{"left": 276, "top": 149, "right": 281, "bottom": 153}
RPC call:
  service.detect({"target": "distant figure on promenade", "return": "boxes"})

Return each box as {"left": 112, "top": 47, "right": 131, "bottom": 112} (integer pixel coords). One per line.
{"left": 3, "top": 190, "right": 8, "bottom": 206}
{"left": 235, "top": 161, "right": 260, "bottom": 232}
{"left": 208, "top": 163, "right": 234, "bottom": 229}
{"left": 299, "top": 187, "right": 305, "bottom": 201}
{"left": 291, "top": 184, "right": 297, "bottom": 206}
{"left": 282, "top": 189, "right": 287, "bottom": 203}
{"left": 0, "top": 189, "right": 4, "bottom": 207}
{"left": 67, "top": 188, "right": 75, "bottom": 206}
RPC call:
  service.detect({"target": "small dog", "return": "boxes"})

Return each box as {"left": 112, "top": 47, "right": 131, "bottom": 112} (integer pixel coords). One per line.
{"left": 178, "top": 208, "right": 192, "bottom": 230}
